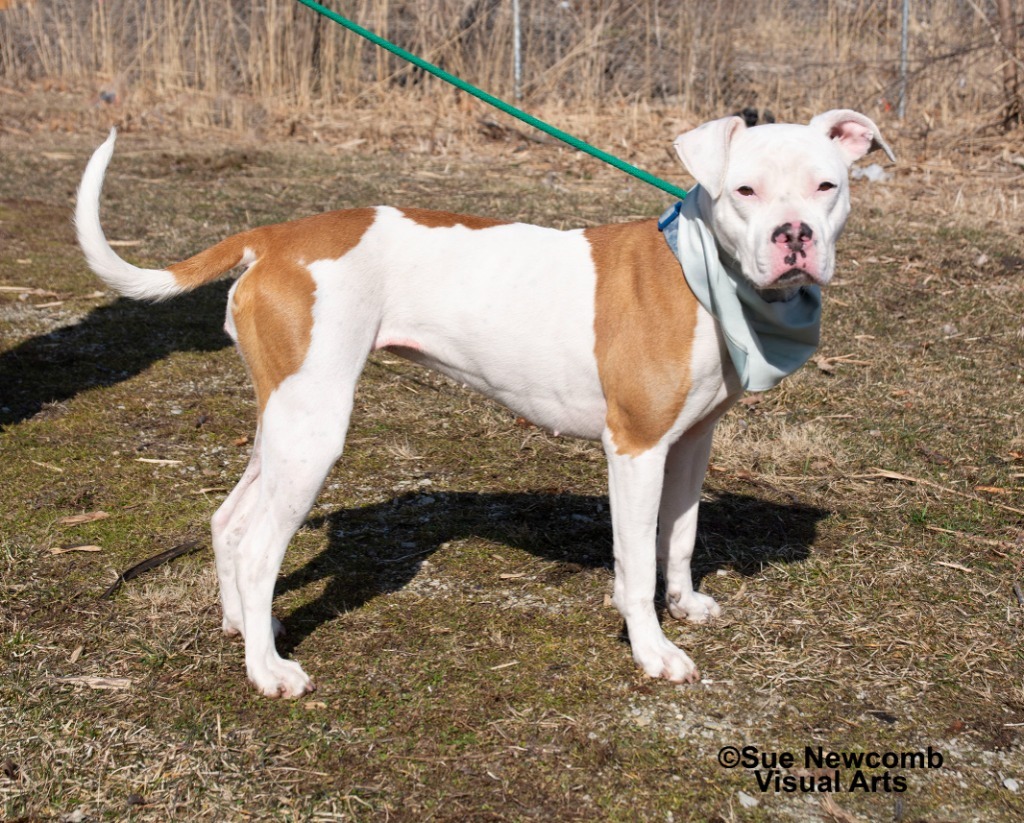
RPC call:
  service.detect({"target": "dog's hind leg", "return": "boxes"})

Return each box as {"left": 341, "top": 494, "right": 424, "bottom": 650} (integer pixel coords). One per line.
{"left": 230, "top": 393, "right": 343, "bottom": 696}
{"left": 211, "top": 434, "right": 260, "bottom": 636}
{"left": 232, "top": 348, "right": 370, "bottom": 697}
{"left": 222, "top": 241, "right": 380, "bottom": 695}
{"left": 210, "top": 432, "right": 282, "bottom": 640}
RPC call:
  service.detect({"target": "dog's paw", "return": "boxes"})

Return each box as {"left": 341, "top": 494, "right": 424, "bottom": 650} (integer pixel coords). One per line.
{"left": 632, "top": 635, "right": 701, "bottom": 684}
{"left": 222, "top": 614, "right": 243, "bottom": 637}
{"left": 248, "top": 656, "right": 315, "bottom": 699}
{"left": 667, "top": 591, "right": 721, "bottom": 624}
{"left": 222, "top": 615, "right": 285, "bottom": 639}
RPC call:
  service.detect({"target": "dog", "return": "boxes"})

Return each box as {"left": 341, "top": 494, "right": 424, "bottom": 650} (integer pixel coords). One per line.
{"left": 76, "top": 110, "right": 893, "bottom": 697}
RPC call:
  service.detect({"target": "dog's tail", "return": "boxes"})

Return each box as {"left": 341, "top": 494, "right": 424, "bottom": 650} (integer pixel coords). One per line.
{"left": 76, "top": 129, "right": 252, "bottom": 302}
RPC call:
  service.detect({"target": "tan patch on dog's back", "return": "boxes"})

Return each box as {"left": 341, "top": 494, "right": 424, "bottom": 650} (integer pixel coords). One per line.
{"left": 588, "top": 219, "right": 699, "bottom": 456}
{"left": 231, "top": 208, "right": 376, "bottom": 415}
{"left": 400, "top": 207, "right": 509, "bottom": 230}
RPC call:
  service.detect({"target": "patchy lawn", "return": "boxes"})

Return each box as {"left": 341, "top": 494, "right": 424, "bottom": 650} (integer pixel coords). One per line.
{"left": 1, "top": 126, "right": 1022, "bottom": 822}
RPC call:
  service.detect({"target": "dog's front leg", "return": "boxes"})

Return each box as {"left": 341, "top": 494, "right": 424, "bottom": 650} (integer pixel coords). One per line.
{"left": 657, "top": 428, "right": 721, "bottom": 623}
{"left": 604, "top": 433, "right": 700, "bottom": 683}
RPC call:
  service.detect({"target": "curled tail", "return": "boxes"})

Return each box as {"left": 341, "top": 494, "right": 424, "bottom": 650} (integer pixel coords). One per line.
{"left": 76, "top": 129, "right": 253, "bottom": 302}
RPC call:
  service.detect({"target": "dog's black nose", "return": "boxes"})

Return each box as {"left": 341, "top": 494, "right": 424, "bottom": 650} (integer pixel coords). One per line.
{"left": 772, "top": 222, "right": 813, "bottom": 251}
{"left": 772, "top": 223, "right": 814, "bottom": 266}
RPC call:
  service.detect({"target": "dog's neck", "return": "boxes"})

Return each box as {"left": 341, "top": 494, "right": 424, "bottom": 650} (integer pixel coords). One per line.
{"left": 658, "top": 192, "right": 822, "bottom": 392}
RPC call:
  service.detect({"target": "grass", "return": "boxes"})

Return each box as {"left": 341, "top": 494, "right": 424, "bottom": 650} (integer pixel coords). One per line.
{"left": 1, "top": 115, "right": 1023, "bottom": 821}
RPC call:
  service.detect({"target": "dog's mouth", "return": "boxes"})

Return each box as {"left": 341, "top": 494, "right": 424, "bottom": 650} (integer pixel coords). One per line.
{"left": 774, "top": 268, "right": 816, "bottom": 286}
{"left": 763, "top": 267, "right": 822, "bottom": 291}
{"left": 721, "top": 248, "right": 821, "bottom": 296}
{"left": 756, "top": 268, "right": 820, "bottom": 302}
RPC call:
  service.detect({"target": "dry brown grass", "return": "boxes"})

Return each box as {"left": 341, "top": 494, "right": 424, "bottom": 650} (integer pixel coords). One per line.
{"left": 711, "top": 414, "right": 848, "bottom": 479}
{"left": 0, "top": 0, "right": 1017, "bottom": 133}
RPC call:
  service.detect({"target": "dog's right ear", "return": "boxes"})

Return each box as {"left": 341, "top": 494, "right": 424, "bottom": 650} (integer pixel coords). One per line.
{"left": 672, "top": 116, "right": 746, "bottom": 198}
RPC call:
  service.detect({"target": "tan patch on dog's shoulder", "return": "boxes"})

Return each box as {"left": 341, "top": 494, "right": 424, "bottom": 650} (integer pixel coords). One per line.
{"left": 400, "top": 207, "right": 508, "bottom": 230}
{"left": 231, "top": 208, "right": 376, "bottom": 415}
{"left": 588, "top": 218, "right": 699, "bottom": 456}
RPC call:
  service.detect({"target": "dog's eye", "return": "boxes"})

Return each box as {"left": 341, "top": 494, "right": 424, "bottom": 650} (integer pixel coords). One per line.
{"left": 736, "top": 186, "right": 756, "bottom": 197}
{"left": 818, "top": 181, "right": 837, "bottom": 192}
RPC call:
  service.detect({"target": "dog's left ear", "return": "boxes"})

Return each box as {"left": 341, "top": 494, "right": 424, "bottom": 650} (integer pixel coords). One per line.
{"left": 673, "top": 116, "right": 747, "bottom": 198}
{"left": 810, "top": 109, "right": 896, "bottom": 166}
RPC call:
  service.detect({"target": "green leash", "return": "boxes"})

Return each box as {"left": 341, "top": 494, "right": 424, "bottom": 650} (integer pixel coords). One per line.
{"left": 294, "top": 0, "right": 689, "bottom": 201}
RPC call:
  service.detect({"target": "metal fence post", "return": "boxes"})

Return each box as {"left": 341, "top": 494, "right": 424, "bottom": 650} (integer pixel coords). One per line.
{"left": 898, "top": 0, "right": 909, "bottom": 119}
{"left": 513, "top": 0, "right": 522, "bottom": 101}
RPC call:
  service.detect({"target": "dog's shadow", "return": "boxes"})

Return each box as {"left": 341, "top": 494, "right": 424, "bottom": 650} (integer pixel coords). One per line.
{"left": 0, "top": 283, "right": 232, "bottom": 429}
{"left": 275, "top": 489, "right": 827, "bottom": 652}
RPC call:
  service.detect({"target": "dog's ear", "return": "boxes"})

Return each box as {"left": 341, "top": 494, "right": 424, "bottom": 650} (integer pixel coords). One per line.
{"left": 673, "top": 116, "right": 746, "bottom": 198}
{"left": 809, "top": 109, "right": 896, "bottom": 166}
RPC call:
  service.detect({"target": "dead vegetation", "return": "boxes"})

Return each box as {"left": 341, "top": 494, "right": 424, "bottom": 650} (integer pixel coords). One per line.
{"left": 0, "top": 0, "right": 1017, "bottom": 125}
{"left": 1, "top": 1, "right": 1023, "bottom": 819}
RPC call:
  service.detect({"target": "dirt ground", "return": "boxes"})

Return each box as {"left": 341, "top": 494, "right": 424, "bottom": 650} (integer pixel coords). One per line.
{"left": 1, "top": 102, "right": 1023, "bottom": 821}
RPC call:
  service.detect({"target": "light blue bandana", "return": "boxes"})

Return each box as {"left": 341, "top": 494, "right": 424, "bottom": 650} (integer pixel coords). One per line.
{"left": 658, "top": 190, "right": 822, "bottom": 392}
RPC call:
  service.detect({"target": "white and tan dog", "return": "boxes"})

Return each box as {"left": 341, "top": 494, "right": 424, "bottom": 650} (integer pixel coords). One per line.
{"left": 76, "top": 111, "right": 891, "bottom": 697}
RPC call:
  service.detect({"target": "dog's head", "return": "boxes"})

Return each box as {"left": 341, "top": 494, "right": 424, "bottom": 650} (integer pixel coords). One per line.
{"left": 673, "top": 110, "right": 894, "bottom": 295}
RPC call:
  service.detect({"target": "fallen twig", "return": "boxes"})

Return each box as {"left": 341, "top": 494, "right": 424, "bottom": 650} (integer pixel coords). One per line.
{"left": 56, "top": 676, "right": 133, "bottom": 691}
{"left": 379, "top": 545, "right": 434, "bottom": 564}
{"left": 50, "top": 545, "right": 103, "bottom": 555}
{"left": 58, "top": 510, "right": 110, "bottom": 526}
{"left": 858, "top": 468, "right": 1024, "bottom": 516}
{"left": 100, "top": 539, "right": 202, "bottom": 599}
{"left": 0, "top": 285, "right": 59, "bottom": 297}
{"left": 924, "top": 525, "right": 1011, "bottom": 554}
{"left": 934, "top": 560, "right": 973, "bottom": 573}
